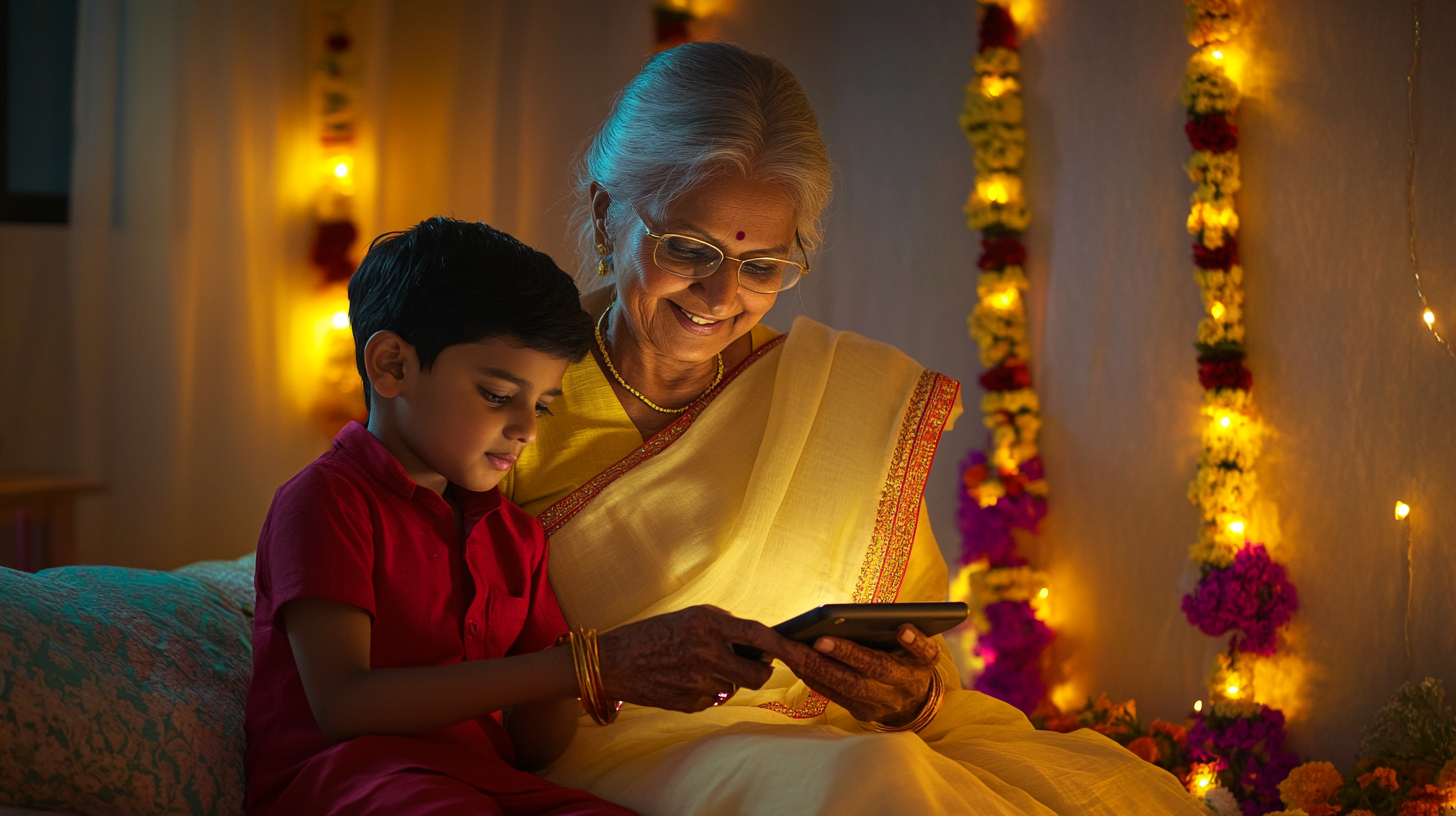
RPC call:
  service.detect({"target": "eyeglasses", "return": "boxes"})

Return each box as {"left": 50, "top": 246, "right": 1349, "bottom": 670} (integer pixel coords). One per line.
{"left": 638, "top": 215, "right": 810, "bottom": 295}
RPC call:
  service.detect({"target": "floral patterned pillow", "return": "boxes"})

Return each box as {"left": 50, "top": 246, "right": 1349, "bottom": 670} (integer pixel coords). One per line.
{"left": 0, "top": 559, "right": 254, "bottom": 816}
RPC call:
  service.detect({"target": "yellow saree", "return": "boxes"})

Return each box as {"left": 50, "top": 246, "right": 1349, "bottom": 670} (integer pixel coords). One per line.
{"left": 506, "top": 317, "right": 1207, "bottom": 816}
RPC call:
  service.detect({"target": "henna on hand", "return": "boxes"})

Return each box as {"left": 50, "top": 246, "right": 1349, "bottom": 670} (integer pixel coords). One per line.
{"left": 595, "top": 605, "right": 779, "bottom": 713}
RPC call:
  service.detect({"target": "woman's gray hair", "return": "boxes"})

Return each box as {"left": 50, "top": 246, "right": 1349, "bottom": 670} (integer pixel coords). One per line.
{"left": 572, "top": 41, "right": 832, "bottom": 291}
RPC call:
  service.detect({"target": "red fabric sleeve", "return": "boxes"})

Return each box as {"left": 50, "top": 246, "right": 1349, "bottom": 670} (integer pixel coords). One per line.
{"left": 258, "top": 463, "right": 377, "bottom": 623}
{"left": 505, "top": 511, "right": 569, "bottom": 656}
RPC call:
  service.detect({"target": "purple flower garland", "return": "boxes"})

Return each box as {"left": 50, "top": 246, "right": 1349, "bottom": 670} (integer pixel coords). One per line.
{"left": 1182, "top": 545, "right": 1298, "bottom": 657}
{"left": 1188, "top": 706, "right": 1301, "bottom": 816}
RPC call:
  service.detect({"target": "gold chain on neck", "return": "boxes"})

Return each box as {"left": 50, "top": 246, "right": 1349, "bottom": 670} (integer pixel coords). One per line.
{"left": 595, "top": 304, "right": 724, "bottom": 414}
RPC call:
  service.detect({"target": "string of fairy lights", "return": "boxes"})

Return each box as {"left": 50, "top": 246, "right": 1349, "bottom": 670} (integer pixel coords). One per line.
{"left": 1405, "top": 0, "right": 1454, "bottom": 359}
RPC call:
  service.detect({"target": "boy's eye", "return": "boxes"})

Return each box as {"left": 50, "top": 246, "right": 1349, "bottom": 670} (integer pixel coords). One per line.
{"left": 535, "top": 403, "right": 554, "bottom": 417}
{"left": 478, "top": 387, "right": 509, "bottom": 406}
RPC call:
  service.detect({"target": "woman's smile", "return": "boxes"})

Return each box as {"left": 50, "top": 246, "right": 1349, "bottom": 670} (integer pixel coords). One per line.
{"left": 668, "top": 300, "right": 732, "bottom": 335}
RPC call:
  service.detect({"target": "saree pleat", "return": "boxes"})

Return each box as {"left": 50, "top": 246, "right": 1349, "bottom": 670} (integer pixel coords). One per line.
{"left": 510, "top": 317, "right": 1208, "bottom": 815}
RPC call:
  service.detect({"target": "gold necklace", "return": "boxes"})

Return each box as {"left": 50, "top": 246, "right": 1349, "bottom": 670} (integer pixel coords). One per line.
{"left": 595, "top": 304, "right": 724, "bottom": 414}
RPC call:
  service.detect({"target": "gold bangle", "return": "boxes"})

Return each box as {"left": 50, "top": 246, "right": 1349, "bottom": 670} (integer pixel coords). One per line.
{"left": 558, "top": 628, "right": 621, "bottom": 726}
{"left": 583, "top": 628, "right": 621, "bottom": 725}
{"left": 867, "top": 669, "right": 945, "bottom": 733}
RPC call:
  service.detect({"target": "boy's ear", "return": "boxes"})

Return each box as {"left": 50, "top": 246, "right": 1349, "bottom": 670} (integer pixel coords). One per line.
{"left": 589, "top": 181, "right": 612, "bottom": 250}
{"left": 363, "top": 331, "right": 415, "bottom": 400}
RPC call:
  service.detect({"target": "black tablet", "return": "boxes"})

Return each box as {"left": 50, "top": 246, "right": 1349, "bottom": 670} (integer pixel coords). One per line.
{"left": 732, "top": 602, "right": 969, "bottom": 661}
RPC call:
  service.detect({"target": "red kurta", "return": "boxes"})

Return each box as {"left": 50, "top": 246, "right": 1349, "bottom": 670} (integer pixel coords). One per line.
{"left": 245, "top": 422, "right": 633, "bottom": 816}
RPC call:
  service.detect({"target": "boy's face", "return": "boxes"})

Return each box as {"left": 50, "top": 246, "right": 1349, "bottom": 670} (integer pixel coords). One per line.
{"left": 372, "top": 335, "right": 569, "bottom": 494}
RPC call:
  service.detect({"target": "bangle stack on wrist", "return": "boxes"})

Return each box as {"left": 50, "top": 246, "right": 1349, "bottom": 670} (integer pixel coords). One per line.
{"left": 868, "top": 669, "right": 945, "bottom": 733}
{"left": 557, "top": 628, "right": 622, "bottom": 726}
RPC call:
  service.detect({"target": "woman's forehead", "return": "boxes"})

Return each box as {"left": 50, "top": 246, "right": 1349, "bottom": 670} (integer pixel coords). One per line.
{"left": 652, "top": 176, "right": 797, "bottom": 251}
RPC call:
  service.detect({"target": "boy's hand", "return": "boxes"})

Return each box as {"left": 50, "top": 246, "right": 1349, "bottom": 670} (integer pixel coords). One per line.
{"left": 596, "top": 605, "right": 784, "bottom": 712}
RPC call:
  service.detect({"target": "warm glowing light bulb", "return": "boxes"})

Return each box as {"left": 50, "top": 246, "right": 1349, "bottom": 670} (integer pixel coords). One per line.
{"left": 330, "top": 310, "right": 350, "bottom": 329}
{"left": 1194, "top": 700, "right": 1203, "bottom": 712}
{"left": 1038, "top": 587, "right": 1050, "bottom": 599}
{"left": 1210, "top": 301, "right": 1226, "bottom": 320}
{"left": 1227, "top": 685, "right": 1240, "bottom": 696}
{"left": 982, "top": 76, "right": 1011, "bottom": 98}
{"left": 1395, "top": 501, "right": 1411, "bottom": 521}
{"left": 1187, "top": 763, "right": 1220, "bottom": 795}
{"left": 1228, "top": 521, "right": 1245, "bottom": 536}
{"left": 333, "top": 162, "right": 350, "bottom": 179}
{"left": 985, "top": 182, "right": 1009, "bottom": 204}
{"left": 1218, "top": 415, "right": 1232, "bottom": 428}
{"left": 1424, "top": 309, "right": 1436, "bottom": 326}
{"left": 1211, "top": 50, "right": 1224, "bottom": 60}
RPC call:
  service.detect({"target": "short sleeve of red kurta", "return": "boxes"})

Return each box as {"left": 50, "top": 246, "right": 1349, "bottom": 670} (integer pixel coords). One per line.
{"left": 257, "top": 465, "right": 379, "bottom": 620}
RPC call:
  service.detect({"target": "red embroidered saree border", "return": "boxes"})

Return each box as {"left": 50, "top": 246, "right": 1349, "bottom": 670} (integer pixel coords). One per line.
{"left": 855, "top": 371, "right": 961, "bottom": 605}
{"left": 757, "top": 369, "right": 962, "bottom": 719}
{"left": 538, "top": 333, "right": 788, "bottom": 538}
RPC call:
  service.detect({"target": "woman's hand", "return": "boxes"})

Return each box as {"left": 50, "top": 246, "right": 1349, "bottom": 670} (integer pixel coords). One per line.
{"left": 595, "top": 605, "right": 782, "bottom": 712}
{"left": 772, "top": 624, "right": 941, "bottom": 727}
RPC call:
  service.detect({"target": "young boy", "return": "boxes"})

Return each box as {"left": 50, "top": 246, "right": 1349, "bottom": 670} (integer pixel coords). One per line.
{"left": 244, "top": 218, "right": 637, "bottom": 815}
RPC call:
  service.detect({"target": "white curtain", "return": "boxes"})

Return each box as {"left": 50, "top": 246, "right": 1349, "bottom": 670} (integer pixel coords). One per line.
{"left": 62, "top": 0, "right": 1455, "bottom": 761}
{"left": 69, "top": 0, "right": 318, "bottom": 569}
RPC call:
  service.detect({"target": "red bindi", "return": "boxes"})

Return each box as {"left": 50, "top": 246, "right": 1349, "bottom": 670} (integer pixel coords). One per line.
{"left": 735, "top": 231, "right": 746, "bottom": 241}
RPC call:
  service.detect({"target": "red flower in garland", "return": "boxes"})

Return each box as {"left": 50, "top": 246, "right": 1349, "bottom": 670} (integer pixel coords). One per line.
{"left": 980, "top": 360, "right": 1033, "bottom": 391}
{"left": 1198, "top": 358, "right": 1252, "bottom": 391}
{"left": 312, "top": 220, "right": 360, "bottom": 283}
{"left": 1186, "top": 115, "right": 1239, "bottom": 153}
{"left": 1193, "top": 236, "right": 1240, "bottom": 269}
{"left": 978, "top": 4, "right": 1019, "bottom": 52}
{"left": 979, "top": 235, "right": 1027, "bottom": 269}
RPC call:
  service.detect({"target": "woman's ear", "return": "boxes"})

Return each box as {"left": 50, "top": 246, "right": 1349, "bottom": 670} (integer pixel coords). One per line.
{"left": 589, "top": 182, "right": 612, "bottom": 250}
{"left": 363, "top": 331, "right": 415, "bottom": 401}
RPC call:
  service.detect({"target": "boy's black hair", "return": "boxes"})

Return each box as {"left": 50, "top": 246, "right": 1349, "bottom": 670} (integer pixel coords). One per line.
{"left": 348, "top": 217, "right": 593, "bottom": 411}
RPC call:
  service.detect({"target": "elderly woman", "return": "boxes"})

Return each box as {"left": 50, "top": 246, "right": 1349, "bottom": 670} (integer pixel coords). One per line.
{"left": 503, "top": 42, "right": 1207, "bottom": 816}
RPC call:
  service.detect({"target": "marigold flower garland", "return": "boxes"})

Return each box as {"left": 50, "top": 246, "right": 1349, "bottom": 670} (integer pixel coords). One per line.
{"left": 1177, "top": 3, "right": 1305, "bottom": 813}
{"left": 951, "top": 0, "right": 1053, "bottom": 716}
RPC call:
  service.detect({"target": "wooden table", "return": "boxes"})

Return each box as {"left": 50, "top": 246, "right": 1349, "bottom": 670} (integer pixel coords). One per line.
{"left": 0, "top": 475, "right": 102, "bottom": 571}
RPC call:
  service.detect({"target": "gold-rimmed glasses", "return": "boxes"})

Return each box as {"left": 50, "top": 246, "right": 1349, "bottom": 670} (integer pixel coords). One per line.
{"left": 638, "top": 216, "right": 810, "bottom": 295}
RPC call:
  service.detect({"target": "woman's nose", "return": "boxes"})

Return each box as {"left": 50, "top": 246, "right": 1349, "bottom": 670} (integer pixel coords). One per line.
{"left": 691, "top": 266, "right": 739, "bottom": 315}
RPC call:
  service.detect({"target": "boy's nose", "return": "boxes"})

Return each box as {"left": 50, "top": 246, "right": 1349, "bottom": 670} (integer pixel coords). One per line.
{"left": 507, "top": 407, "right": 537, "bottom": 444}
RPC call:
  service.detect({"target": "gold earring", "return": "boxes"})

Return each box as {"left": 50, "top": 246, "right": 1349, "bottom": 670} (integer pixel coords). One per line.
{"left": 596, "top": 243, "right": 610, "bottom": 276}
